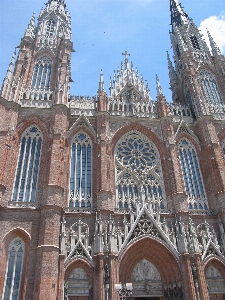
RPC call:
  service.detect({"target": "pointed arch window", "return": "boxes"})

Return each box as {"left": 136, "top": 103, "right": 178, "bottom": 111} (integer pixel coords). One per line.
{"left": 190, "top": 35, "right": 200, "bottom": 50}
{"left": 2, "top": 238, "right": 25, "bottom": 300}
{"left": 45, "top": 19, "right": 55, "bottom": 38}
{"left": 115, "top": 130, "right": 166, "bottom": 210}
{"left": 200, "top": 70, "right": 223, "bottom": 104}
{"left": 178, "top": 139, "right": 208, "bottom": 210}
{"left": 69, "top": 132, "right": 92, "bottom": 208}
{"left": 12, "top": 126, "right": 43, "bottom": 203}
{"left": 31, "top": 55, "right": 52, "bottom": 91}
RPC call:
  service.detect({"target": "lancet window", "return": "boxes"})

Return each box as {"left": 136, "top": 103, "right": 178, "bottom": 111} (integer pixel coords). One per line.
{"left": 190, "top": 35, "right": 200, "bottom": 50}
{"left": 178, "top": 139, "right": 208, "bottom": 210}
{"left": 31, "top": 55, "right": 52, "bottom": 90}
{"left": 2, "top": 238, "right": 25, "bottom": 300}
{"left": 12, "top": 126, "right": 43, "bottom": 203}
{"left": 69, "top": 132, "right": 92, "bottom": 208}
{"left": 200, "top": 70, "right": 222, "bottom": 104}
{"left": 115, "top": 130, "right": 166, "bottom": 210}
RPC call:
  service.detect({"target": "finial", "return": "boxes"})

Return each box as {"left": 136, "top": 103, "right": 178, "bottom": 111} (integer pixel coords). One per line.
{"left": 122, "top": 51, "right": 130, "bottom": 70}
{"left": 30, "top": 12, "right": 35, "bottom": 26}
{"left": 6, "top": 48, "right": 17, "bottom": 79}
{"left": 99, "top": 69, "right": 104, "bottom": 92}
{"left": 156, "top": 74, "right": 163, "bottom": 96}
{"left": 207, "top": 29, "right": 221, "bottom": 57}
{"left": 170, "top": 0, "right": 191, "bottom": 32}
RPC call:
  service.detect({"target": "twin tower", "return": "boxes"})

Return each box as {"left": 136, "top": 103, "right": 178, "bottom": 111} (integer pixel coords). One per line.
{"left": 0, "top": 1, "right": 225, "bottom": 300}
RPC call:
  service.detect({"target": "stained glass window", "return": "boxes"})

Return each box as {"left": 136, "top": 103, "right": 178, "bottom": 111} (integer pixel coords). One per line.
{"left": 178, "top": 139, "right": 208, "bottom": 210}
{"left": 200, "top": 70, "right": 222, "bottom": 104}
{"left": 12, "top": 126, "right": 43, "bottom": 203}
{"left": 69, "top": 133, "right": 92, "bottom": 207}
{"left": 31, "top": 55, "right": 52, "bottom": 91}
{"left": 115, "top": 130, "right": 166, "bottom": 210}
{"left": 2, "top": 238, "right": 25, "bottom": 300}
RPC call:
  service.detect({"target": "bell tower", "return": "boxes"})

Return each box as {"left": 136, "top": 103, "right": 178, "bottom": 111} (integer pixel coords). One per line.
{"left": 168, "top": 0, "right": 225, "bottom": 118}
{"left": 1, "top": 0, "right": 74, "bottom": 107}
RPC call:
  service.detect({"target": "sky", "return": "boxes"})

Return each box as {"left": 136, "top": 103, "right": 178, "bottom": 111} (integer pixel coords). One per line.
{"left": 0, "top": 0, "right": 225, "bottom": 102}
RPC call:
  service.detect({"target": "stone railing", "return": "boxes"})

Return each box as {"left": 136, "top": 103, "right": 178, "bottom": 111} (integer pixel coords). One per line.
{"left": 169, "top": 103, "right": 194, "bottom": 123}
{"left": 20, "top": 88, "right": 53, "bottom": 108}
{"left": 108, "top": 100, "right": 158, "bottom": 118}
{"left": 69, "top": 96, "right": 96, "bottom": 116}
{"left": 208, "top": 103, "right": 225, "bottom": 114}
{"left": 8, "top": 201, "right": 37, "bottom": 209}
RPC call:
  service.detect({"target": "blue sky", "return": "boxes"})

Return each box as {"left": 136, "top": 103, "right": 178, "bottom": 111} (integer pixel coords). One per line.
{"left": 0, "top": 0, "right": 225, "bottom": 102}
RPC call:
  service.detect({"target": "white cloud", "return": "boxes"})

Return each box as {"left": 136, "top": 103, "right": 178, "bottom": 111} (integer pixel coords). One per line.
{"left": 199, "top": 13, "right": 225, "bottom": 54}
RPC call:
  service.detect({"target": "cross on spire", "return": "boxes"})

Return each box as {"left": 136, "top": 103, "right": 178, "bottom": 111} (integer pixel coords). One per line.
{"left": 122, "top": 51, "right": 130, "bottom": 70}
{"left": 122, "top": 51, "right": 130, "bottom": 60}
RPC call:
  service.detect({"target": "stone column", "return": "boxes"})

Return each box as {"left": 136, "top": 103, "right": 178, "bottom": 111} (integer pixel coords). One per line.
{"left": 93, "top": 253, "right": 104, "bottom": 300}
{"left": 96, "top": 113, "right": 114, "bottom": 212}
{"left": 33, "top": 206, "right": 62, "bottom": 300}
{"left": 57, "top": 253, "right": 65, "bottom": 300}
{"left": 160, "top": 118, "right": 188, "bottom": 212}
{"left": 180, "top": 254, "right": 197, "bottom": 300}
{"left": 108, "top": 253, "right": 118, "bottom": 300}
{"left": 194, "top": 254, "right": 209, "bottom": 300}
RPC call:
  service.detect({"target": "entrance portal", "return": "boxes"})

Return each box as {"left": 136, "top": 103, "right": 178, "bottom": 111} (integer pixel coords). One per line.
{"left": 131, "top": 259, "right": 163, "bottom": 298}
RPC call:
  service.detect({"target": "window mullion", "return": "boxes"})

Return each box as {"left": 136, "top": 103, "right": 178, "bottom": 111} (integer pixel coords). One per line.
{"left": 182, "top": 149, "right": 192, "bottom": 196}
{"left": 9, "top": 249, "right": 18, "bottom": 300}
{"left": 79, "top": 144, "right": 83, "bottom": 206}
{"left": 28, "top": 138, "right": 38, "bottom": 202}
{"left": 85, "top": 144, "right": 88, "bottom": 205}
{"left": 187, "top": 148, "right": 198, "bottom": 197}
{"left": 16, "top": 138, "right": 28, "bottom": 202}
{"left": 22, "top": 137, "right": 33, "bottom": 202}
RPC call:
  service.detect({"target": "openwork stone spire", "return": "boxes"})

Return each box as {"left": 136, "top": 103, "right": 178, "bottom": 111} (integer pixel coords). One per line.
{"left": 207, "top": 29, "right": 221, "bottom": 57}
{"left": 170, "top": 0, "right": 191, "bottom": 32}
{"left": 156, "top": 74, "right": 163, "bottom": 96}
{"left": 108, "top": 53, "right": 157, "bottom": 117}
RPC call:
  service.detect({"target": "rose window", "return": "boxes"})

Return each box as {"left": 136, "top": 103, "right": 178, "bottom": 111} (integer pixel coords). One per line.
{"left": 115, "top": 130, "right": 166, "bottom": 210}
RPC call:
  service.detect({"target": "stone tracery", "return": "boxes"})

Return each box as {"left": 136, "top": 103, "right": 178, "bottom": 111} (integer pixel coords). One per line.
{"left": 115, "top": 130, "right": 167, "bottom": 210}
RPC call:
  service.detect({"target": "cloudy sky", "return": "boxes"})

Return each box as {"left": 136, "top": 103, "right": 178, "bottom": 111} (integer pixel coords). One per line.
{"left": 0, "top": 0, "right": 225, "bottom": 102}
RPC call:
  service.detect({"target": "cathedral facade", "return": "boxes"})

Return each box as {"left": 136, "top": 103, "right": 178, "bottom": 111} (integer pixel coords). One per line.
{"left": 1, "top": 0, "right": 225, "bottom": 299}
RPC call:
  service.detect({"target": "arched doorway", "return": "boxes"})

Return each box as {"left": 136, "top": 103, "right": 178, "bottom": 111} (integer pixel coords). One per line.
{"left": 66, "top": 267, "right": 91, "bottom": 300}
{"left": 131, "top": 259, "right": 163, "bottom": 299}
{"left": 205, "top": 266, "right": 225, "bottom": 300}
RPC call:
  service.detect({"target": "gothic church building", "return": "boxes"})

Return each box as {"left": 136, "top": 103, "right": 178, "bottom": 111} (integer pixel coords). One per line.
{"left": 1, "top": 0, "right": 225, "bottom": 299}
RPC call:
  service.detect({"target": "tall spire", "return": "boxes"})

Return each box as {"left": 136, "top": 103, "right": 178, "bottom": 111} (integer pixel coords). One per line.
{"left": 99, "top": 70, "right": 104, "bottom": 92}
{"left": 207, "top": 29, "right": 221, "bottom": 57}
{"left": 24, "top": 13, "right": 35, "bottom": 38}
{"left": 170, "top": 0, "right": 191, "bottom": 32}
{"left": 156, "top": 75, "right": 163, "bottom": 96}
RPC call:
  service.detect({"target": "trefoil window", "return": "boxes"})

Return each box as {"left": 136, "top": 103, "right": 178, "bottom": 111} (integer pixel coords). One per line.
{"left": 2, "top": 238, "right": 25, "bottom": 300}
{"left": 178, "top": 139, "right": 208, "bottom": 210}
{"left": 12, "top": 126, "right": 43, "bottom": 203}
{"left": 69, "top": 132, "right": 92, "bottom": 208}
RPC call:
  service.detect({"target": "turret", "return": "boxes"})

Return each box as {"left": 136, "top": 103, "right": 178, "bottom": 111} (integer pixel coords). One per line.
{"left": 168, "top": 0, "right": 225, "bottom": 117}
{"left": 1, "top": 0, "right": 74, "bottom": 107}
